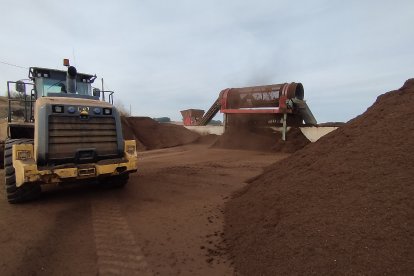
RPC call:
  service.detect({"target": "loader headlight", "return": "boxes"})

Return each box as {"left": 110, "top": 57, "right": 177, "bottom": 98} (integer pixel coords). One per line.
{"left": 103, "top": 108, "right": 112, "bottom": 115}
{"left": 16, "top": 150, "right": 31, "bottom": 160}
{"left": 68, "top": 106, "right": 76, "bottom": 114}
{"left": 93, "top": 107, "right": 101, "bottom": 114}
{"left": 126, "top": 145, "right": 136, "bottom": 155}
{"left": 52, "top": 105, "right": 64, "bottom": 113}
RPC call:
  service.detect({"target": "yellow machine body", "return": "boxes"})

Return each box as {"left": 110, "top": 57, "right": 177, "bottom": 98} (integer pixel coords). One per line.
{"left": 11, "top": 140, "right": 137, "bottom": 187}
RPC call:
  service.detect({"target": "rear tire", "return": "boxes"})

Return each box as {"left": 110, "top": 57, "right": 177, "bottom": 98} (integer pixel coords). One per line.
{"left": 4, "top": 139, "right": 41, "bottom": 204}
{"left": 0, "top": 140, "right": 4, "bottom": 169}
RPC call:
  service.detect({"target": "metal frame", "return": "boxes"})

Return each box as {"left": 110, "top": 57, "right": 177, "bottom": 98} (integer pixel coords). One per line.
{"left": 100, "top": 90, "right": 115, "bottom": 105}
{"left": 220, "top": 108, "right": 292, "bottom": 114}
{"left": 219, "top": 83, "right": 297, "bottom": 141}
{"left": 190, "top": 82, "right": 314, "bottom": 141}
{"left": 7, "top": 81, "right": 36, "bottom": 123}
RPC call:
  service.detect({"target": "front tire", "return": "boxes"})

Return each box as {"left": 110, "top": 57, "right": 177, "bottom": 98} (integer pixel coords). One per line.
{"left": 4, "top": 139, "right": 41, "bottom": 203}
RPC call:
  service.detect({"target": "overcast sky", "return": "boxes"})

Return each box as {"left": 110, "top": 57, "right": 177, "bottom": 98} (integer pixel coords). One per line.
{"left": 0, "top": 0, "right": 413, "bottom": 122}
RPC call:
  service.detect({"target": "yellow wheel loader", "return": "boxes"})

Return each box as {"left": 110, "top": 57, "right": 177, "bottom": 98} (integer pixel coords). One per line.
{"left": 2, "top": 60, "right": 137, "bottom": 203}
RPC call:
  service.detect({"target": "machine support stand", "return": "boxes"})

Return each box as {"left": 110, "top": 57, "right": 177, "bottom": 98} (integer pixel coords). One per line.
{"left": 223, "top": 114, "right": 227, "bottom": 131}
{"left": 282, "top": 113, "right": 287, "bottom": 141}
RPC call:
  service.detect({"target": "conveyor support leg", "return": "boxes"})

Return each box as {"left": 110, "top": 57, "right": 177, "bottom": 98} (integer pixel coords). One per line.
{"left": 282, "top": 113, "right": 287, "bottom": 141}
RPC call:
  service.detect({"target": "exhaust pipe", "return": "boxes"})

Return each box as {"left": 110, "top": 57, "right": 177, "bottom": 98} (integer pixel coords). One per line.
{"left": 66, "top": 66, "right": 77, "bottom": 93}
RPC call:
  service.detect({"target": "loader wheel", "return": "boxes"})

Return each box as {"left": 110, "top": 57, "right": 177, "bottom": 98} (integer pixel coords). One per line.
{"left": 4, "top": 139, "right": 41, "bottom": 204}
{"left": 101, "top": 174, "right": 129, "bottom": 189}
{"left": 0, "top": 140, "right": 4, "bottom": 169}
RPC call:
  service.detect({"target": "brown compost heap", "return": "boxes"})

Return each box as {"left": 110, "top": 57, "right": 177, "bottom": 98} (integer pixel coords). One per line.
{"left": 224, "top": 79, "right": 414, "bottom": 275}
{"left": 121, "top": 117, "right": 200, "bottom": 151}
{"left": 212, "top": 127, "right": 310, "bottom": 153}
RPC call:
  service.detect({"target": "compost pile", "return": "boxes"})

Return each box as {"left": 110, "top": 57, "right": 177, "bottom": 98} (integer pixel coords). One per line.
{"left": 194, "top": 134, "right": 219, "bottom": 145}
{"left": 225, "top": 79, "right": 414, "bottom": 275}
{"left": 121, "top": 117, "right": 200, "bottom": 151}
{"left": 212, "top": 127, "right": 309, "bottom": 153}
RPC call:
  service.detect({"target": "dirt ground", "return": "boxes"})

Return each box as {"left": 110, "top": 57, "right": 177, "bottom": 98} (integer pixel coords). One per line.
{"left": 0, "top": 142, "right": 287, "bottom": 275}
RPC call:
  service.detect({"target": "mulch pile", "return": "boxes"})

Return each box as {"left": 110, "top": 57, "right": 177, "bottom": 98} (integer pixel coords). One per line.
{"left": 224, "top": 79, "right": 414, "bottom": 275}
{"left": 121, "top": 117, "right": 200, "bottom": 151}
{"left": 212, "top": 127, "right": 310, "bottom": 153}
{"left": 194, "top": 134, "right": 219, "bottom": 145}
{"left": 317, "top": 122, "right": 346, "bottom": 127}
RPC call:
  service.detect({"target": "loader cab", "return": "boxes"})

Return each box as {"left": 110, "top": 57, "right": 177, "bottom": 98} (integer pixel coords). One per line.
{"left": 7, "top": 64, "right": 115, "bottom": 140}
{"left": 29, "top": 67, "right": 97, "bottom": 99}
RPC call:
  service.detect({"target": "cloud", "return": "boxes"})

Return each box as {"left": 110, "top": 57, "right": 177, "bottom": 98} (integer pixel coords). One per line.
{"left": 0, "top": 0, "right": 413, "bottom": 122}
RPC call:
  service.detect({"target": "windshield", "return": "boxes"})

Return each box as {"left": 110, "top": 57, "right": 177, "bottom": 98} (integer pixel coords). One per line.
{"left": 36, "top": 78, "right": 92, "bottom": 96}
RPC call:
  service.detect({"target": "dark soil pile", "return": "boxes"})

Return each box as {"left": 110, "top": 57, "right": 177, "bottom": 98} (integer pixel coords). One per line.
{"left": 317, "top": 122, "right": 346, "bottom": 127}
{"left": 224, "top": 79, "right": 414, "bottom": 275}
{"left": 121, "top": 117, "right": 200, "bottom": 151}
{"left": 121, "top": 117, "right": 147, "bottom": 151}
{"left": 212, "top": 127, "right": 309, "bottom": 153}
{"left": 271, "top": 128, "right": 310, "bottom": 153}
{"left": 194, "top": 134, "right": 219, "bottom": 145}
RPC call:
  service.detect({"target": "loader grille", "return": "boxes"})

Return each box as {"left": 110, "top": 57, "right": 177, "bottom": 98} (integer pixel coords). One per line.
{"left": 48, "top": 115, "right": 119, "bottom": 161}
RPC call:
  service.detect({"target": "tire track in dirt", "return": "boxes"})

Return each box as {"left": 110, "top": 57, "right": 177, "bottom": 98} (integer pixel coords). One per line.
{"left": 92, "top": 198, "right": 152, "bottom": 275}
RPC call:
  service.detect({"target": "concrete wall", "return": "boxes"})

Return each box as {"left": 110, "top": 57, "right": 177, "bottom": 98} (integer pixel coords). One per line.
{"left": 184, "top": 125, "right": 224, "bottom": 135}
{"left": 299, "top": 127, "right": 338, "bottom": 142}
{"left": 184, "top": 125, "right": 339, "bottom": 142}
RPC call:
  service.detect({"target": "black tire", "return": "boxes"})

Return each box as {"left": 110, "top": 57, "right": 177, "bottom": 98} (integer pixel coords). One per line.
{"left": 4, "top": 139, "right": 41, "bottom": 204}
{"left": 0, "top": 141, "right": 4, "bottom": 169}
{"left": 101, "top": 174, "right": 129, "bottom": 189}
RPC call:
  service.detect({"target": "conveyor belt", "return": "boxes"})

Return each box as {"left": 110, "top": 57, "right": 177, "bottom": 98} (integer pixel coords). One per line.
{"left": 198, "top": 98, "right": 221, "bottom": 126}
{"left": 291, "top": 98, "right": 317, "bottom": 125}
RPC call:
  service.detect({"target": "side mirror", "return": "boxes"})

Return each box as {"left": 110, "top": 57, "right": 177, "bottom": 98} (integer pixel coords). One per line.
{"left": 16, "top": 81, "right": 26, "bottom": 93}
{"left": 93, "top": 88, "right": 101, "bottom": 97}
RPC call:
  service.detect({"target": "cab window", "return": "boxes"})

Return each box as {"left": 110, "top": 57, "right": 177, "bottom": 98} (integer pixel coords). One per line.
{"left": 35, "top": 78, "right": 92, "bottom": 96}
